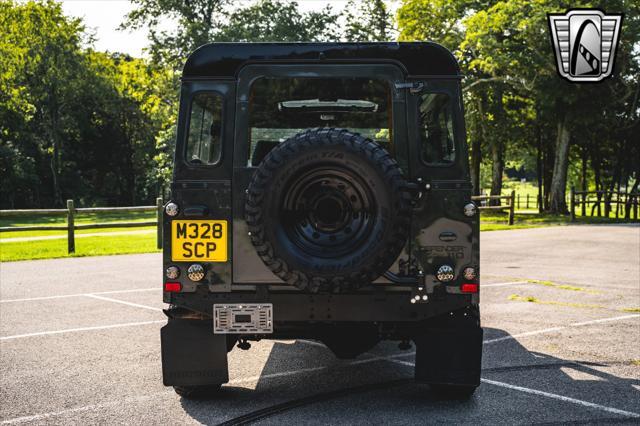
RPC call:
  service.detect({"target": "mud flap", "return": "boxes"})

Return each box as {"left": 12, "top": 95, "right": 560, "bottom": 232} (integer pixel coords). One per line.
{"left": 414, "top": 326, "right": 483, "bottom": 386}
{"left": 161, "top": 319, "right": 229, "bottom": 386}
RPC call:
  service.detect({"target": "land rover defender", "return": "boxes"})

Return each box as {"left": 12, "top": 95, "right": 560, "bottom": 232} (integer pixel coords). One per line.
{"left": 161, "top": 42, "right": 482, "bottom": 399}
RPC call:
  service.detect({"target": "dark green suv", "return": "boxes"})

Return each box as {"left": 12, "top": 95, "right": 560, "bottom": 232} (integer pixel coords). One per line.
{"left": 161, "top": 42, "right": 482, "bottom": 399}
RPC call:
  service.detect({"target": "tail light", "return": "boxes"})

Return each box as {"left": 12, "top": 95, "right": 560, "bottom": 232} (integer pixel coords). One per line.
{"left": 164, "top": 282, "right": 182, "bottom": 292}
{"left": 461, "top": 283, "right": 479, "bottom": 293}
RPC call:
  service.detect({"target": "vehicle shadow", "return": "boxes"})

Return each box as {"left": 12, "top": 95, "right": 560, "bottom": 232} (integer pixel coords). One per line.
{"left": 180, "top": 327, "right": 640, "bottom": 425}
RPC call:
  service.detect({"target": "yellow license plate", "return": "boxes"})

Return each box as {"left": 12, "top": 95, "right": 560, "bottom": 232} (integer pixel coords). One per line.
{"left": 171, "top": 220, "right": 228, "bottom": 262}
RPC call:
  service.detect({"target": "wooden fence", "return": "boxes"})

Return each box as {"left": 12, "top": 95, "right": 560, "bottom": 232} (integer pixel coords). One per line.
{"left": 0, "top": 198, "right": 163, "bottom": 253}
{"left": 569, "top": 188, "right": 639, "bottom": 222}
{"left": 472, "top": 190, "right": 516, "bottom": 225}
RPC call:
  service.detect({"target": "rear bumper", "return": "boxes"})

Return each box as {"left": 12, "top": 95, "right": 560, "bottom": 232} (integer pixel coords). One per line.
{"left": 170, "top": 290, "right": 474, "bottom": 324}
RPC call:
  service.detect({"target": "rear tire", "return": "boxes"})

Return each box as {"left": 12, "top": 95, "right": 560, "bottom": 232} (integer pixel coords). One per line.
{"left": 173, "top": 384, "right": 222, "bottom": 399}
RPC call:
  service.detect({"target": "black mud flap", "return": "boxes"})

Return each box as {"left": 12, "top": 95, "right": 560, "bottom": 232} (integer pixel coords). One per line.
{"left": 414, "top": 326, "right": 483, "bottom": 386}
{"left": 161, "top": 319, "right": 229, "bottom": 386}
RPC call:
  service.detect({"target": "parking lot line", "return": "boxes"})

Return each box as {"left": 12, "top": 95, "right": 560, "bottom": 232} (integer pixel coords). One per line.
{"left": 0, "top": 320, "right": 165, "bottom": 341}
{"left": 0, "top": 287, "right": 158, "bottom": 303}
{"left": 384, "top": 358, "right": 640, "bottom": 419}
{"left": 480, "top": 378, "right": 640, "bottom": 418}
{"left": 484, "top": 314, "right": 640, "bottom": 344}
{"left": 84, "top": 294, "right": 163, "bottom": 312}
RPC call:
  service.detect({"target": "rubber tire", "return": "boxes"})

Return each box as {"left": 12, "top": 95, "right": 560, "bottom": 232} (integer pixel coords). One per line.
{"left": 173, "top": 384, "right": 222, "bottom": 399}
{"left": 245, "top": 128, "right": 411, "bottom": 293}
{"left": 430, "top": 384, "right": 478, "bottom": 400}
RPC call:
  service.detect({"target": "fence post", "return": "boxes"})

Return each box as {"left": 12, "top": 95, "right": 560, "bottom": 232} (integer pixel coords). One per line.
{"left": 67, "top": 199, "right": 75, "bottom": 254}
{"left": 517, "top": 194, "right": 520, "bottom": 209}
{"left": 570, "top": 186, "right": 576, "bottom": 222}
{"left": 508, "top": 190, "right": 515, "bottom": 225}
{"left": 156, "top": 197, "right": 163, "bottom": 250}
{"left": 526, "top": 194, "right": 530, "bottom": 209}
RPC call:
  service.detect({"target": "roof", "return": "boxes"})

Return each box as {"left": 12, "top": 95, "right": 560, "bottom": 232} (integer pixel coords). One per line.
{"left": 182, "top": 42, "right": 461, "bottom": 79}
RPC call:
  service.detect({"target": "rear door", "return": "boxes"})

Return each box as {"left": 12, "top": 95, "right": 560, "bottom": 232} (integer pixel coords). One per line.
{"left": 163, "top": 80, "right": 236, "bottom": 300}
{"left": 232, "top": 64, "right": 408, "bottom": 284}
{"left": 404, "top": 79, "right": 477, "bottom": 292}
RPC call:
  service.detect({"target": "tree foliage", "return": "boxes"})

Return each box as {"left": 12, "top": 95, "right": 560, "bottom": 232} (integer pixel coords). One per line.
{"left": 0, "top": 0, "right": 173, "bottom": 208}
{"left": 2, "top": 0, "right": 638, "bottom": 215}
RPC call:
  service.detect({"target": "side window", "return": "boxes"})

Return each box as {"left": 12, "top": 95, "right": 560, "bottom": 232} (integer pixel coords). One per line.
{"left": 186, "top": 92, "right": 223, "bottom": 165}
{"left": 418, "top": 92, "right": 455, "bottom": 165}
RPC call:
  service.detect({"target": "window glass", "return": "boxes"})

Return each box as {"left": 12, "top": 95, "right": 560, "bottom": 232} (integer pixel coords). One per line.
{"left": 186, "top": 92, "right": 223, "bottom": 165}
{"left": 247, "top": 77, "right": 392, "bottom": 166}
{"left": 418, "top": 93, "right": 456, "bottom": 165}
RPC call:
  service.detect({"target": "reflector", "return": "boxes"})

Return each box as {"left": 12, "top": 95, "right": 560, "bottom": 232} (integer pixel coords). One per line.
{"left": 164, "top": 282, "right": 182, "bottom": 292}
{"left": 461, "top": 283, "right": 479, "bottom": 293}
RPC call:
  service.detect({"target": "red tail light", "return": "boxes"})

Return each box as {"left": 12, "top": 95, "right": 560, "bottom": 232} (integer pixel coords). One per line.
{"left": 461, "top": 283, "right": 479, "bottom": 293}
{"left": 164, "top": 282, "right": 182, "bottom": 292}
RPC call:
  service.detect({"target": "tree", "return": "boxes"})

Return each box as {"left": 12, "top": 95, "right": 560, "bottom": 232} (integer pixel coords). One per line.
{"left": 344, "top": 0, "right": 395, "bottom": 41}
{"left": 216, "top": 0, "right": 339, "bottom": 42}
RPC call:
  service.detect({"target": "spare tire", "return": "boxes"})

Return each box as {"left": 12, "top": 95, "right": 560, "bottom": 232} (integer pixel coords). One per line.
{"left": 245, "top": 128, "right": 411, "bottom": 292}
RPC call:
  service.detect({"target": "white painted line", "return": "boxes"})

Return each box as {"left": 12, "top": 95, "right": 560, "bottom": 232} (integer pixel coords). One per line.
{"left": 0, "top": 229, "right": 155, "bottom": 243}
{"left": 0, "top": 288, "right": 158, "bottom": 303}
{"left": 0, "top": 320, "right": 165, "bottom": 341}
{"left": 484, "top": 327, "right": 565, "bottom": 344}
{"left": 570, "top": 314, "right": 640, "bottom": 327}
{"left": 384, "top": 358, "right": 640, "bottom": 419}
{"left": 483, "top": 281, "right": 530, "bottom": 288}
{"left": 484, "top": 314, "right": 640, "bottom": 344}
{"left": 84, "top": 294, "right": 163, "bottom": 312}
{"left": 481, "top": 378, "right": 640, "bottom": 418}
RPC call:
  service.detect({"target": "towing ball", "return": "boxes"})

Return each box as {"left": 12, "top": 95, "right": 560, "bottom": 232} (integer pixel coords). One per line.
{"left": 187, "top": 264, "right": 205, "bottom": 282}
{"left": 436, "top": 265, "right": 455, "bottom": 282}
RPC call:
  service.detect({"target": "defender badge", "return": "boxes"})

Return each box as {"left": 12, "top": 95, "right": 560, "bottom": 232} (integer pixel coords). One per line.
{"left": 548, "top": 9, "right": 623, "bottom": 82}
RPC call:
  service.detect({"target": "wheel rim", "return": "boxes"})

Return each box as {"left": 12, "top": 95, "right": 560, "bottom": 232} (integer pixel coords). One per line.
{"left": 280, "top": 167, "right": 377, "bottom": 258}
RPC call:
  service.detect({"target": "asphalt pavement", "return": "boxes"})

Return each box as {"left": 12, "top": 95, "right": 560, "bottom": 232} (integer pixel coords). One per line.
{"left": 1, "top": 224, "right": 639, "bottom": 425}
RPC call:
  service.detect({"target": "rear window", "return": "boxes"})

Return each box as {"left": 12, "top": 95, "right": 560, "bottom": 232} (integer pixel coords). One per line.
{"left": 247, "top": 77, "right": 392, "bottom": 166}
{"left": 418, "top": 92, "right": 456, "bottom": 165}
{"left": 186, "top": 92, "right": 223, "bottom": 165}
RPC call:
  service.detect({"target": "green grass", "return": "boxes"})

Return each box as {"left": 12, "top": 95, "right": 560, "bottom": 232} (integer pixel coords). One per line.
{"left": 479, "top": 209, "right": 636, "bottom": 232}
{"left": 1, "top": 210, "right": 160, "bottom": 261}
{"left": 1, "top": 201, "right": 637, "bottom": 262}
{"left": 0, "top": 209, "right": 155, "bottom": 227}
{"left": 0, "top": 233, "right": 160, "bottom": 262}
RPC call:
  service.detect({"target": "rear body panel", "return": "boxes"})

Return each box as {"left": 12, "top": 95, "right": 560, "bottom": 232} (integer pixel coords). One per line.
{"left": 163, "top": 42, "right": 478, "bottom": 332}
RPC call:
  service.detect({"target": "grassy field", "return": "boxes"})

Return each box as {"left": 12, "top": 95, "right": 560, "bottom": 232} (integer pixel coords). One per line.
{"left": 1, "top": 210, "right": 159, "bottom": 262}
{"left": 1, "top": 203, "right": 637, "bottom": 262}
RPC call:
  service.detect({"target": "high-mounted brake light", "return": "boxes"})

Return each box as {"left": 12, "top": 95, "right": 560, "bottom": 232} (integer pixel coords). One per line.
{"left": 164, "top": 282, "right": 182, "bottom": 292}
{"left": 461, "top": 283, "right": 479, "bottom": 293}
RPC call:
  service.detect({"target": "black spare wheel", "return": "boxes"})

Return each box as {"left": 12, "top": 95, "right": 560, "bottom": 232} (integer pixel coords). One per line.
{"left": 245, "top": 128, "right": 411, "bottom": 292}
